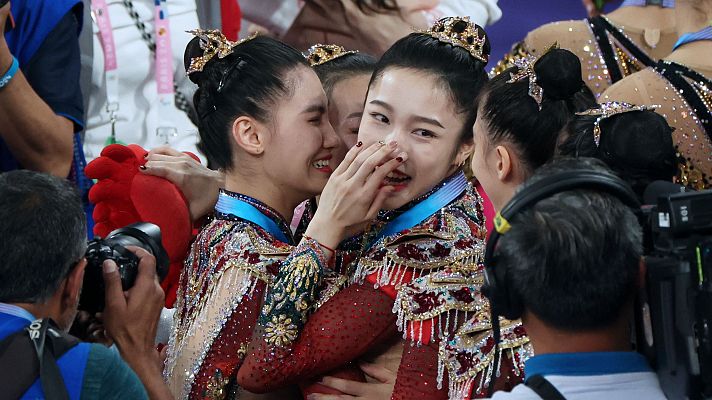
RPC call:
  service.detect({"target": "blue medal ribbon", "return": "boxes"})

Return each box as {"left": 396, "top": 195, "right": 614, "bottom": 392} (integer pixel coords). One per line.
{"left": 673, "top": 23, "right": 712, "bottom": 51}
{"left": 620, "top": 0, "right": 675, "bottom": 8}
{"left": 369, "top": 172, "right": 468, "bottom": 247}
{"left": 621, "top": 0, "right": 675, "bottom": 8}
{"left": 215, "top": 192, "right": 291, "bottom": 244}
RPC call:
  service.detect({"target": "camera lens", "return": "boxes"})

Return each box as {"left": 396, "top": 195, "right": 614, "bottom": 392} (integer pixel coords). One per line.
{"left": 79, "top": 222, "right": 169, "bottom": 313}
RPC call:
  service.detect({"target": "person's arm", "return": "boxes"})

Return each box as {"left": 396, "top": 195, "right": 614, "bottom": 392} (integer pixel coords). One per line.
{"left": 80, "top": 344, "right": 149, "bottom": 400}
{"left": 102, "top": 247, "right": 173, "bottom": 400}
{"left": 237, "top": 281, "right": 399, "bottom": 392}
{"left": 0, "top": 3, "right": 77, "bottom": 176}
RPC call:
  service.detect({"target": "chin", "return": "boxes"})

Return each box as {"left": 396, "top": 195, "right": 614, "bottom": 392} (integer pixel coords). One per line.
{"left": 381, "top": 190, "right": 411, "bottom": 211}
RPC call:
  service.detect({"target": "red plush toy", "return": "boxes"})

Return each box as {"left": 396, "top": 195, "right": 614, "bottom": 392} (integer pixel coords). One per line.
{"left": 85, "top": 144, "right": 196, "bottom": 307}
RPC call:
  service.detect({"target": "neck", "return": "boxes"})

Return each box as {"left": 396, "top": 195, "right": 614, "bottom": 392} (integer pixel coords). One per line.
{"left": 523, "top": 310, "right": 632, "bottom": 355}
{"left": 224, "top": 171, "right": 300, "bottom": 223}
{"left": 675, "top": 2, "right": 712, "bottom": 36}
{"left": 11, "top": 302, "right": 54, "bottom": 322}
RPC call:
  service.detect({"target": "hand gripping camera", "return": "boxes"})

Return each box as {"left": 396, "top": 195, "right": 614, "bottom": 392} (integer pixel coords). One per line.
{"left": 79, "top": 222, "right": 169, "bottom": 313}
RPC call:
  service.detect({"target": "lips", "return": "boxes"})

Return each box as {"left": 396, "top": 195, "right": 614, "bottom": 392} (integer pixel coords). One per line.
{"left": 382, "top": 170, "right": 411, "bottom": 191}
{"left": 312, "top": 155, "right": 333, "bottom": 174}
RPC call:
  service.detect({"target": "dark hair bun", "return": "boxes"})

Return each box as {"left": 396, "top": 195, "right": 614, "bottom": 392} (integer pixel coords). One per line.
{"left": 534, "top": 48, "right": 584, "bottom": 101}
{"left": 184, "top": 36, "right": 205, "bottom": 85}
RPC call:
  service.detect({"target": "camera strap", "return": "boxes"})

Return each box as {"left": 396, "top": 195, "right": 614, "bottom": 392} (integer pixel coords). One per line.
{"left": 525, "top": 375, "right": 567, "bottom": 400}
{"left": 0, "top": 318, "right": 79, "bottom": 400}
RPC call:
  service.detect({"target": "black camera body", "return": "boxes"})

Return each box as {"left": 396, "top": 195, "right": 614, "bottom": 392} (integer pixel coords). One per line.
{"left": 638, "top": 189, "right": 712, "bottom": 400}
{"left": 79, "top": 222, "right": 169, "bottom": 313}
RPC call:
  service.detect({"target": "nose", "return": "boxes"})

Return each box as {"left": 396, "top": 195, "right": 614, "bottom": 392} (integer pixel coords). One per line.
{"left": 383, "top": 128, "right": 409, "bottom": 152}
{"left": 322, "top": 120, "right": 341, "bottom": 150}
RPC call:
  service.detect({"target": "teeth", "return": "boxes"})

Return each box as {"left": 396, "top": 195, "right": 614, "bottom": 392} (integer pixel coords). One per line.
{"left": 386, "top": 172, "right": 407, "bottom": 179}
{"left": 312, "top": 159, "right": 329, "bottom": 169}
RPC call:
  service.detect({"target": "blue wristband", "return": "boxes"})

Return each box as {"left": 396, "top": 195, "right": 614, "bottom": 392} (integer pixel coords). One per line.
{"left": 0, "top": 56, "right": 19, "bottom": 90}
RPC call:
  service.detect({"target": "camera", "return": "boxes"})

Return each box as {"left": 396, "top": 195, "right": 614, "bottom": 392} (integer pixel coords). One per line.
{"left": 79, "top": 222, "right": 169, "bottom": 313}
{"left": 636, "top": 187, "right": 712, "bottom": 400}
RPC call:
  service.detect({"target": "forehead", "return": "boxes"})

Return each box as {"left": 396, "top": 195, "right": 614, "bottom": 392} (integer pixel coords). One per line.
{"left": 278, "top": 66, "right": 327, "bottom": 110}
{"left": 367, "top": 68, "right": 453, "bottom": 117}
{"left": 330, "top": 74, "right": 370, "bottom": 105}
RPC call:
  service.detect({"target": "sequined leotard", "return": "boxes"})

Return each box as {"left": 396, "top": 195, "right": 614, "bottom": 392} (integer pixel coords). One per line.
{"left": 164, "top": 191, "right": 338, "bottom": 399}
{"left": 602, "top": 61, "right": 712, "bottom": 190}
{"left": 238, "top": 174, "right": 531, "bottom": 400}
{"left": 492, "top": 16, "right": 676, "bottom": 98}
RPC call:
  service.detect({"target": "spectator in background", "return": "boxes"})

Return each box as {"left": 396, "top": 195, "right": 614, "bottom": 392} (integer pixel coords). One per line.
{"left": 0, "top": 0, "right": 83, "bottom": 177}
{"left": 82, "top": 0, "right": 201, "bottom": 161}
{"left": 0, "top": 170, "right": 171, "bottom": 399}
{"left": 240, "top": 0, "right": 501, "bottom": 55}
{"left": 485, "top": 158, "right": 667, "bottom": 400}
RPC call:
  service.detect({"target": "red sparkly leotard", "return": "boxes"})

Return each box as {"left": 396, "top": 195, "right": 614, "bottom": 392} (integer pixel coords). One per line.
{"left": 238, "top": 176, "right": 532, "bottom": 400}
{"left": 164, "top": 190, "right": 341, "bottom": 399}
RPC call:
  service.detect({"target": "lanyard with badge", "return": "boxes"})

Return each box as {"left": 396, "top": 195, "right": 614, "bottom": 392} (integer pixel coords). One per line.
{"left": 91, "top": 0, "right": 177, "bottom": 146}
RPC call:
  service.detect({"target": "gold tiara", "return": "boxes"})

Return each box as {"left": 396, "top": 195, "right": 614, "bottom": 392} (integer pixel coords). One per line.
{"left": 305, "top": 44, "right": 358, "bottom": 67}
{"left": 576, "top": 102, "right": 661, "bottom": 147}
{"left": 419, "top": 16, "right": 488, "bottom": 63}
{"left": 506, "top": 43, "right": 559, "bottom": 110}
{"left": 186, "top": 29, "right": 257, "bottom": 75}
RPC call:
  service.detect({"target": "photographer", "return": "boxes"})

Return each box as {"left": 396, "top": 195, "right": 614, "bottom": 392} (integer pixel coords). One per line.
{"left": 484, "top": 158, "right": 667, "bottom": 399}
{"left": 0, "top": 170, "right": 171, "bottom": 399}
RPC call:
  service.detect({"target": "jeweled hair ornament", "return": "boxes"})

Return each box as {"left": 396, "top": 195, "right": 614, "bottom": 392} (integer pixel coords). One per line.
{"left": 576, "top": 101, "right": 661, "bottom": 147}
{"left": 186, "top": 29, "right": 257, "bottom": 75}
{"left": 506, "top": 43, "right": 559, "bottom": 110}
{"left": 419, "top": 16, "right": 488, "bottom": 64}
{"left": 305, "top": 44, "right": 358, "bottom": 67}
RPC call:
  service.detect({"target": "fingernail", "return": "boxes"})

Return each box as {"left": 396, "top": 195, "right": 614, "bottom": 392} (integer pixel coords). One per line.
{"left": 103, "top": 260, "right": 116, "bottom": 274}
{"left": 356, "top": 141, "right": 363, "bottom": 147}
{"left": 388, "top": 140, "right": 397, "bottom": 149}
{"left": 139, "top": 165, "right": 147, "bottom": 170}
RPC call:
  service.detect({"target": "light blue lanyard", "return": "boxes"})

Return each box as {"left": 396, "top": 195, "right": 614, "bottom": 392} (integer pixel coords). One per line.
{"left": 215, "top": 192, "right": 291, "bottom": 243}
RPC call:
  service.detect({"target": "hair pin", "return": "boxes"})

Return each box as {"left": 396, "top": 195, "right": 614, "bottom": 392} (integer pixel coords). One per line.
{"left": 576, "top": 102, "right": 661, "bottom": 147}
{"left": 186, "top": 29, "right": 257, "bottom": 75}
{"left": 305, "top": 44, "right": 358, "bottom": 66}
{"left": 419, "top": 16, "right": 488, "bottom": 63}
{"left": 506, "top": 43, "right": 559, "bottom": 110}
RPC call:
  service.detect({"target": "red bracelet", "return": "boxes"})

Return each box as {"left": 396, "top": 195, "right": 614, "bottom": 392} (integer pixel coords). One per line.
{"left": 303, "top": 235, "right": 336, "bottom": 253}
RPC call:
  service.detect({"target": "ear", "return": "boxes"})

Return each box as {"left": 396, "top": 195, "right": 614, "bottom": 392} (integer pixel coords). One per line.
{"left": 231, "top": 116, "right": 267, "bottom": 156}
{"left": 494, "top": 145, "right": 513, "bottom": 182}
{"left": 454, "top": 140, "right": 475, "bottom": 168}
{"left": 63, "top": 259, "right": 86, "bottom": 308}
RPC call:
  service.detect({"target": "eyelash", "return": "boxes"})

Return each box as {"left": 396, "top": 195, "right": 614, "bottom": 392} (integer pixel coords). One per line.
{"left": 413, "top": 129, "right": 435, "bottom": 138}
{"left": 370, "top": 112, "right": 389, "bottom": 124}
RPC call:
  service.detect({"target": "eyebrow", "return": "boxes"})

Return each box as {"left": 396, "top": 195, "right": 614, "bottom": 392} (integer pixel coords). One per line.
{"left": 369, "top": 99, "right": 394, "bottom": 112}
{"left": 302, "top": 102, "right": 326, "bottom": 115}
{"left": 346, "top": 112, "right": 363, "bottom": 119}
{"left": 370, "top": 100, "right": 445, "bottom": 129}
{"left": 411, "top": 116, "right": 445, "bottom": 129}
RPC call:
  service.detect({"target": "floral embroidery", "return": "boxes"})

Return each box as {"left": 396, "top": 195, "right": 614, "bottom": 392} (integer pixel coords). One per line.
{"left": 202, "top": 368, "right": 231, "bottom": 400}
{"left": 264, "top": 314, "right": 299, "bottom": 347}
{"left": 258, "top": 238, "right": 329, "bottom": 346}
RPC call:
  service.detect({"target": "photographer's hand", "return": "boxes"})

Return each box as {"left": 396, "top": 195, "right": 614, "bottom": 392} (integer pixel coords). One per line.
{"left": 102, "top": 247, "right": 173, "bottom": 400}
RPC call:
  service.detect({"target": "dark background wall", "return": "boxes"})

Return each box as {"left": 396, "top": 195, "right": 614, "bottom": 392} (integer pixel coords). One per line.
{"left": 488, "top": 0, "right": 623, "bottom": 63}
